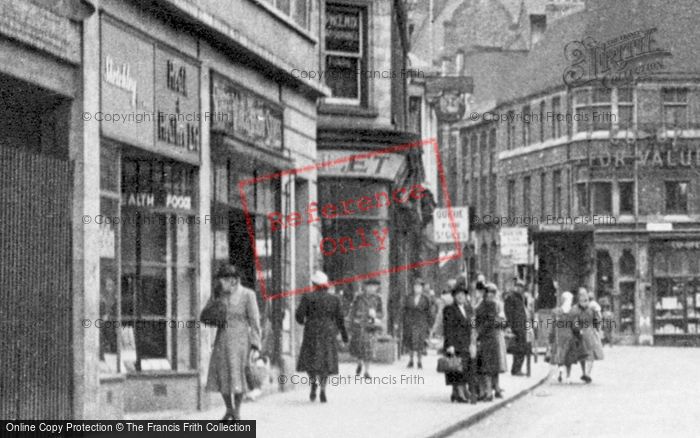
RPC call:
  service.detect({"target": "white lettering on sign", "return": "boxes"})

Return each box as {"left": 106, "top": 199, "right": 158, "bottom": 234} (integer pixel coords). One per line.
{"left": 124, "top": 192, "right": 154, "bottom": 208}
{"left": 105, "top": 55, "right": 138, "bottom": 108}
{"left": 433, "top": 207, "right": 469, "bottom": 243}
{"left": 166, "top": 194, "right": 192, "bottom": 210}
{"left": 499, "top": 227, "right": 529, "bottom": 264}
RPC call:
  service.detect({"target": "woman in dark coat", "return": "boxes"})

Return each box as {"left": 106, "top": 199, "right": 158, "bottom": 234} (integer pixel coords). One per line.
{"left": 296, "top": 271, "right": 348, "bottom": 403}
{"left": 205, "top": 265, "right": 261, "bottom": 421}
{"left": 402, "top": 278, "right": 433, "bottom": 369}
{"left": 442, "top": 285, "right": 477, "bottom": 403}
{"left": 475, "top": 285, "right": 505, "bottom": 401}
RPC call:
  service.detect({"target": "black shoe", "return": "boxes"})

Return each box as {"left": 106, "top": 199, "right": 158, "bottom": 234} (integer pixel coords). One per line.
{"left": 363, "top": 372, "right": 371, "bottom": 379}
{"left": 417, "top": 362, "right": 423, "bottom": 369}
{"left": 320, "top": 391, "right": 327, "bottom": 403}
{"left": 483, "top": 395, "right": 493, "bottom": 402}
{"left": 356, "top": 364, "right": 362, "bottom": 376}
{"left": 407, "top": 361, "right": 414, "bottom": 368}
{"left": 580, "top": 375, "right": 587, "bottom": 382}
{"left": 582, "top": 375, "right": 592, "bottom": 384}
{"left": 494, "top": 390, "right": 503, "bottom": 399}
{"left": 511, "top": 371, "right": 525, "bottom": 376}
{"left": 221, "top": 412, "right": 234, "bottom": 422}
{"left": 310, "top": 384, "right": 317, "bottom": 402}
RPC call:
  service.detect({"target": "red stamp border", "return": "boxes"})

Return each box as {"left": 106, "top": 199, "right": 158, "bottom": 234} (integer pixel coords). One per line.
{"left": 238, "top": 138, "right": 463, "bottom": 301}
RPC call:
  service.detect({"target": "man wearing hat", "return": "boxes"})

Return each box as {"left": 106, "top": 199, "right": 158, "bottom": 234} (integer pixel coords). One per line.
{"left": 295, "top": 271, "right": 348, "bottom": 403}
{"left": 349, "top": 278, "right": 384, "bottom": 378}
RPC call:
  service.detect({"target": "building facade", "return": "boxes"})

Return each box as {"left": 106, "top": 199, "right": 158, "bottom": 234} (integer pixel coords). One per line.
{"left": 316, "top": 0, "right": 430, "bottom": 350}
{"left": 2, "top": 0, "right": 328, "bottom": 420}
{"left": 440, "top": 0, "right": 700, "bottom": 346}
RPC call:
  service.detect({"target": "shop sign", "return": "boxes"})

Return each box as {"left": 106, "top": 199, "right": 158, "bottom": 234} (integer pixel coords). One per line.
{"left": 589, "top": 143, "right": 700, "bottom": 169}
{"left": 0, "top": 0, "right": 80, "bottom": 64}
{"left": 101, "top": 20, "right": 200, "bottom": 164}
{"left": 317, "top": 150, "right": 406, "bottom": 181}
{"left": 433, "top": 207, "right": 469, "bottom": 243}
{"left": 211, "top": 73, "right": 283, "bottom": 152}
{"left": 499, "top": 227, "right": 529, "bottom": 264}
{"left": 326, "top": 7, "right": 361, "bottom": 52}
{"left": 122, "top": 192, "right": 192, "bottom": 211}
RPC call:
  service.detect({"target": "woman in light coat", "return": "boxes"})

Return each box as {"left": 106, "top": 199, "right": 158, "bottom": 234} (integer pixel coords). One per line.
{"left": 571, "top": 287, "right": 604, "bottom": 383}
{"left": 205, "top": 265, "right": 261, "bottom": 421}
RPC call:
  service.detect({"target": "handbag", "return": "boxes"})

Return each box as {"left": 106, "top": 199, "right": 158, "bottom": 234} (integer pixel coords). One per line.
{"left": 245, "top": 351, "right": 267, "bottom": 390}
{"left": 436, "top": 353, "right": 463, "bottom": 374}
{"left": 199, "top": 296, "right": 227, "bottom": 327}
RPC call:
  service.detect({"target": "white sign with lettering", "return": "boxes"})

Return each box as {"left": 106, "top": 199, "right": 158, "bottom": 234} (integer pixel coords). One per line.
{"left": 433, "top": 207, "right": 469, "bottom": 243}
{"left": 499, "top": 227, "right": 529, "bottom": 264}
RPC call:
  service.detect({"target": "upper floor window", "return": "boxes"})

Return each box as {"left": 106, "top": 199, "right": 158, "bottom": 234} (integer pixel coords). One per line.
{"left": 488, "top": 127, "right": 496, "bottom": 172}
{"left": 552, "top": 96, "right": 562, "bottom": 138}
{"left": 539, "top": 100, "right": 546, "bottom": 143}
{"left": 265, "top": 0, "right": 311, "bottom": 29}
{"left": 662, "top": 88, "right": 688, "bottom": 130}
{"left": 592, "top": 182, "right": 612, "bottom": 215}
{"left": 618, "top": 87, "right": 634, "bottom": 131}
{"left": 619, "top": 181, "right": 634, "bottom": 214}
{"left": 470, "top": 133, "right": 478, "bottom": 176}
{"left": 540, "top": 172, "right": 547, "bottom": 217}
{"left": 553, "top": 170, "right": 562, "bottom": 216}
{"left": 460, "top": 129, "right": 470, "bottom": 180}
{"left": 523, "top": 176, "right": 531, "bottom": 217}
{"left": 575, "top": 87, "right": 611, "bottom": 132}
{"left": 507, "top": 179, "right": 516, "bottom": 218}
{"left": 576, "top": 182, "right": 588, "bottom": 215}
{"left": 522, "top": 105, "right": 531, "bottom": 145}
{"left": 479, "top": 131, "right": 487, "bottom": 174}
{"left": 325, "top": 4, "right": 366, "bottom": 104}
{"left": 506, "top": 110, "right": 516, "bottom": 149}
{"left": 665, "top": 181, "right": 689, "bottom": 214}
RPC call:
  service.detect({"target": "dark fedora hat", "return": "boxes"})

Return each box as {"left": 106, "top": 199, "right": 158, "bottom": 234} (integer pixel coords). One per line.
{"left": 215, "top": 264, "right": 241, "bottom": 279}
{"left": 451, "top": 285, "right": 468, "bottom": 297}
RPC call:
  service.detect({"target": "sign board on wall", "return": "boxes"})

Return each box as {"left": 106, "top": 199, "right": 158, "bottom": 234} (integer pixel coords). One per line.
{"left": 101, "top": 19, "right": 200, "bottom": 164}
{"left": 317, "top": 150, "right": 406, "bottom": 181}
{"left": 433, "top": 207, "right": 469, "bottom": 243}
{"left": 211, "top": 72, "right": 283, "bottom": 152}
{"left": 499, "top": 227, "right": 529, "bottom": 264}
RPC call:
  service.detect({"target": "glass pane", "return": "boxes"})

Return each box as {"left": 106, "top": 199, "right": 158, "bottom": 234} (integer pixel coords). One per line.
{"left": 576, "top": 107, "right": 591, "bottom": 132}
{"left": 140, "top": 266, "right": 167, "bottom": 317}
{"left": 593, "top": 182, "right": 612, "bottom": 214}
{"left": 619, "top": 182, "right": 634, "bottom": 214}
{"left": 277, "top": 0, "right": 290, "bottom": 15}
{"left": 326, "top": 6, "right": 361, "bottom": 53}
{"left": 619, "top": 106, "right": 633, "bottom": 130}
{"left": 618, "top": 87, "right": 633, "bottom": 103}
{"left": 174, "top": 267, "right": 196, "bottom": 370}
{"left": 592, "top": 87, "right": 611, "bottom": 103}
{"left": 326, "top": 56, "right": 359, "bottom": 99}
{"left": 100, "top": 145, "right": 120, "bottom": 192}
{"left": 593, "top": 105, "right": 612, "bottom": 130}
{"left": 140, "top": 213, "right": 167, "bottom": 263}
{"left": 293, "top": 0, "right": 308, "bottom": 28}
{"left": 134, "top": 320, "right": 168, "bottom": 360}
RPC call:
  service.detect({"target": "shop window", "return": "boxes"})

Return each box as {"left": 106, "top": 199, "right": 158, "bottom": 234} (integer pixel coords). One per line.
{"left": 576, "top": 182, "right": 589, "bottom": 215}
{"left": 665, "top": 181, "right": 689, "bottom": 214}
{"left": 619, "top": 181, "right": 634, "bottom": 214}
{"left": 523, "top": 176, "right": 531, "bottom": 217}
{"left": 575, "top": 87, "right": 612, "bottom": 132}
{"left": 618, "top": 86, "right": 634, "bottom": 131}
{"left": 325, "top": 4, "right": 366, "bottom": 104}
{"left": 662, "top": 88, "right": 688, "bottom": 130}
{"left": 551, "top": 96, "right": 562, "bottom": 138}
{"left": 507, "top": 179, "right": 516, "bottom": 218}
{"left": 522, "top": 104, "right": 531, "bottom": 145}
{"left": 654, "top": 278, "right": 687, "bottom": 335}
{"left": 619, "top": 281, "right": 635, "bottom": 335}
{"left": 619, "top": 249, "right": 636, "bottom": 277}
{"left": 506, "top": 110, "right": 516, "bottom": 149}
{"left": 592, "top": 182, "right": 612, "bottom": 215}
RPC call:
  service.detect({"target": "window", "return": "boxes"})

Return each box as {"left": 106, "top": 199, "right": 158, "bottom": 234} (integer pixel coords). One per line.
{"left": 480, "top": 176, "right": 487, "bottom": 214}
{"left": 325, "top": 4, "right": 365, "bottom": 104}
{"left": 539, "top": 100, "right": 546, "bottom": 143}
{"left": 592, "top": 182, "right": 612, "bottom": 215}
{"left": 576, "top": 182, "right": 589, "bottom": 215}
{"left": 489, "top": 176, "right": 497, "bottom": 214}
{"left": 448, "top": 132, "right": 458, "bottom": 204}
{"left": 575, "top": 87, "right": 612, "bottom": 132}
{"left": 479, "top": 132, "right": 487, "bottom": 174}
{"left": 461, "top": 129, "right": 470, "bottom": 181}
{"left": 507, "top": 179, "right": 516, "bottom": 218}
{"left": 463, "top": 181, "right": 469, "bottom": 206}
{"left": 489, "top": 128, "right": 496, "bottom": 173}
{"left": 489, "top": 128, "right": 497, "bottom": 213}
{"left": 522, "top": 105, "right": 531, "bottom": 145}
{"left": 551, "top": 96, "right": 562, "bottom": 138}
{"left": 618, "top": 87, "right": 634, "bottom": 131}
{"left": 540, "top": 172, "right": 547, "bottom": 218}
{"left": 408, "top": 96, "right": 422, "bottom": 136}
{"left": 662, "top": 88, "right": 688, "bottom": 130}
{"left": 553, "top": 170, "right": 562, "bottom": 216}
{"left": 619, "top": 181, "right": 634, "bottom": 214}
{"left": 265, "top": 0, "right": 310, "bottom": 29}
{"left": 523, "top": 176, "right": 531, "bottom": 216}
{"left": 506, "top": 110, "right": 516, "bottom": 149}
{"left": 665, "top": 181, "right": 689, "bottom": 213}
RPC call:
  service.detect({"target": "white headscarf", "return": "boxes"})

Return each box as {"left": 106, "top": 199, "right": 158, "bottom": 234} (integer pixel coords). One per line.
{"left": 561, "top": 291, "right": 573, "bottom": 313}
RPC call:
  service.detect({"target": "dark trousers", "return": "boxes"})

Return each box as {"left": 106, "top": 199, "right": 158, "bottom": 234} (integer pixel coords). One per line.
{"left": 511, "top": 353, "right": 525, "bottom": 374}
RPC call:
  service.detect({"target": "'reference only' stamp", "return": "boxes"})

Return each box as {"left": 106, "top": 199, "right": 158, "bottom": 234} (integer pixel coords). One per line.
{"left": 238, "top": 138, "right": 462, "bottom": 301}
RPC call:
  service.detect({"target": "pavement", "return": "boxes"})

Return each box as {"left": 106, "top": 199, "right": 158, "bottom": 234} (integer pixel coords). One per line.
{"left": 126, "top": 350, "right": 551, "bottom": 438}
{"left": 450, "top": 346, "right": 700, "bottom": 438}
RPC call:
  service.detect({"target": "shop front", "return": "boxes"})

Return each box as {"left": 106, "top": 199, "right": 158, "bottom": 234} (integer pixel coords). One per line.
{"left": 97, "top": 15, "right": 202, "bottom": 414}
{"left": 651, "top": 238, "right": 700, "bottom": 347}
